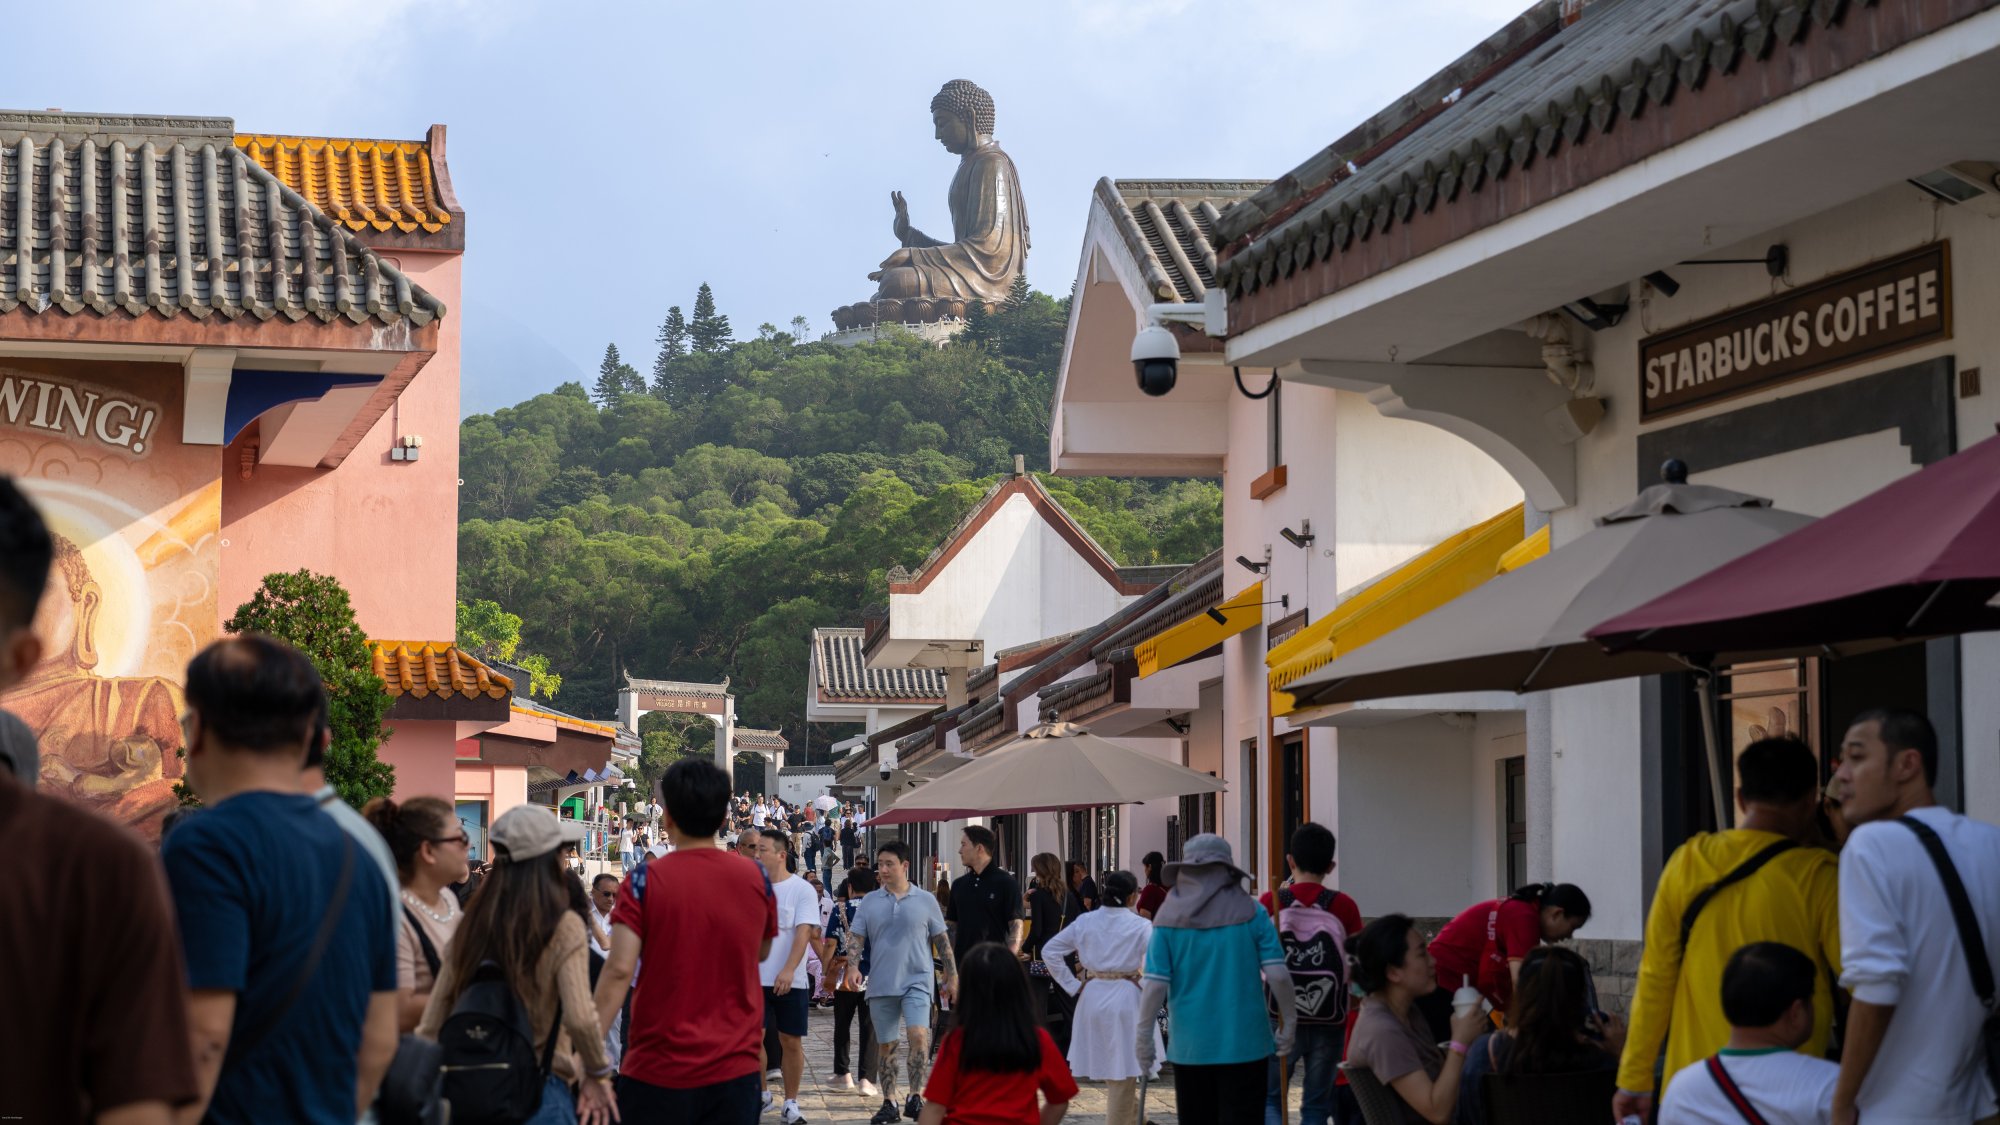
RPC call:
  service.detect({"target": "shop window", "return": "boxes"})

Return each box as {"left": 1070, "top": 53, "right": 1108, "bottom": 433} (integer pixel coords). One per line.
{"left": 1502, "top": 757, "right": 1526, "bottom": 893}
{"left": 1722, "top": 659, "right": 1819, "bottom": 767}
{"left": 456, "top": 800, "right": 488, "bottom": 862}
{"left": 1278, "top": 732, "right": 1306, "bottom": 864}
{"left": 993, "top": 813, "right": 1027, "bottom": 878}
{"left": 1240, "top": 739, "right": 1260, "bottom": 883}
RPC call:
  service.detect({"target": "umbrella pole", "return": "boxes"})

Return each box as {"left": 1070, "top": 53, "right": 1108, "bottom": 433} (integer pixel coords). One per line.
{"left": 1694, "top": 667, "right": 1730, "bottom": 830}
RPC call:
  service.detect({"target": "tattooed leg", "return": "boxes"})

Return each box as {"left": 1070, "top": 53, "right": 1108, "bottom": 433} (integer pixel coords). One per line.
{"left": 907, "top": 1025, "right": 931, "bottom": 1098}
{"left": 877, "top": 1039, "right": 901, "bottom": 1104}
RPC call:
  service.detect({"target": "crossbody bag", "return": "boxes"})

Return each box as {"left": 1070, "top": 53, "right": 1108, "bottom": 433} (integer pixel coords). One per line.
{"left": 1704, "top": 1056, "right": 1771, "bottom": 1125}
{"left": 1899, "top": 815, "right": 2000, "bottom": 1097}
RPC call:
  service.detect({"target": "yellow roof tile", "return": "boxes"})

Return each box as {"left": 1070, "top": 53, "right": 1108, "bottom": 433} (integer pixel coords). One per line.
{"left": 369, "top": 641, "right": 513, "bottom": 700}
{"left": 237, "top": 134, "right": 454, "bottom": 234}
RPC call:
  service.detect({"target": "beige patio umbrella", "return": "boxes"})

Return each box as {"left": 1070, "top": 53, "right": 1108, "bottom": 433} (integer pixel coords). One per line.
{"left": 1282, "top": 468, "right": 1815, "bottom": 821}
{"left": 869, "top": 719, "right": 1226, "bottom": 825}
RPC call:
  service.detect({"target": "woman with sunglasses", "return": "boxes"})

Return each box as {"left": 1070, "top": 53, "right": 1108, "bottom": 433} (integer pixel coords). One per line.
{"left": 364, "top": 795, "right": 471, "bottom": 1033}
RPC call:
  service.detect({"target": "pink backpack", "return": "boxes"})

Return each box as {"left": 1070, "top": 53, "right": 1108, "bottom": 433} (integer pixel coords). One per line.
{"left": 1269, "top": 886, "right": 1351, "bottom": 1025}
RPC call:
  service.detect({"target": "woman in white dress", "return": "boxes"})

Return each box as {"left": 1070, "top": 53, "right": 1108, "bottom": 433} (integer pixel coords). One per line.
{"left": 1043, "top": 870, "right": 1164, "bottom": 1125}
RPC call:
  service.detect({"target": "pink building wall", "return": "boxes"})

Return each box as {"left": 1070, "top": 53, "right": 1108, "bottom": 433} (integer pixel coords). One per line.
{"left": 218, "top": 244, "right": 461, "bottom": 642}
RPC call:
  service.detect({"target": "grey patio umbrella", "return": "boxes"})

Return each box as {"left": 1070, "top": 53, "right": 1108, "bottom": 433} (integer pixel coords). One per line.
{"left": 1282, "top": 467, "right": 1815, "bottom": 821}
{"left": 870, "top": 719, "right": 1226, "bottom": 825}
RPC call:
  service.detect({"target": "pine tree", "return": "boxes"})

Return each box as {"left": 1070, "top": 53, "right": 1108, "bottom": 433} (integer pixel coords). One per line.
{"left": 656, "top": 307, "right": 688, "bottom": 365}
{"left": 593, "top": 343, "right": 641, "bottom": 406}
{"left": 690, "top": 283, "right": 732, "bottom": 353}
{"left": 1005, "top": 272, "right": 1032, "bottom": 309}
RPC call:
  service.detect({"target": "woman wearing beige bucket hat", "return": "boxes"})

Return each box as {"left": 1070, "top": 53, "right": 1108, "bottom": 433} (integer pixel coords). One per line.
{"left": 417, "top": 803, "right": 618, "bottom": 1124}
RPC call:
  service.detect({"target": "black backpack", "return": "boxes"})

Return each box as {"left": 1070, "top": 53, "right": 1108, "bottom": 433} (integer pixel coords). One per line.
{"left": 436, "top": 960, "right": 561, "bottom": 1125}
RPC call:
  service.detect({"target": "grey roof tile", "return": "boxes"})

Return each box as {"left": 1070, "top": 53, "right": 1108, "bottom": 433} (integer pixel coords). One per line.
{"left": 1097, "top": 179, "right": 1269, "bottom": 303}
{"left": 813, "top": 627, "right": 946, "bottom": 703}
{"left": 0, "top": 110, "right": 444, "bottom": 327}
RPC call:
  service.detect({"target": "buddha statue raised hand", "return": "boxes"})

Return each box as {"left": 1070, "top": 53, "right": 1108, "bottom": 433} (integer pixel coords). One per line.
{"left": 867, "top": 79, "right": 1029, "bottom": 308}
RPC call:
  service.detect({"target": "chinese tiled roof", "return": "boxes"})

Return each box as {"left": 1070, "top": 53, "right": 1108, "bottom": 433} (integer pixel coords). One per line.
{"left": 0, "top": 111, "right": 445, "bottom": 326}
{"left": 1098, "top": 179, "right": 1269, "bottom": 303}
{"left": 622, "top": 671, "right": 730, "bottom": 698}
{"left": 1091, "top": 551, "right": 1225, "bottom": 659}
{"left": 1213, "top": 0, "right": 1977, "bottom": 303}
{"left": 812, "top": 628, "right": 946, "bottom": 703}
{"left": 370, "top": 640, "right": 512, "bottom": 699}
{"left": 237, "top": 132, "right": 456, "bottom": 235}
{"left": 734, "top": 728, "right": 789, "bottom": 753}
{"left": 511, "top": 702, "right": 617, "bottom": 737}
{"left": 1038, "top": 668, "right": 1116, "bottom": 713}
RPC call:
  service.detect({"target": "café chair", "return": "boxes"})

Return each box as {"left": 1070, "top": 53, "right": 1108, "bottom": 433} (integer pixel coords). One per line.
{"left": 1338, "top": 1063, "right": 1408, "bottom": 1125}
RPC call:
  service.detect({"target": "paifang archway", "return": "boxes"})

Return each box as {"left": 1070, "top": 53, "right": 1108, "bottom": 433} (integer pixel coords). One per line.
{"left": 616, "top": 672, "right": 780, "bottom": 795}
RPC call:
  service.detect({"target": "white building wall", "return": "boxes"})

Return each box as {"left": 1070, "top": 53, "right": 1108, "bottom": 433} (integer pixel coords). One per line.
{"left": 888, "top": 492, "right": 1134, "bottom": 657}
{"left": 1337, "top": 716, "right": 1478, "bottom": 919}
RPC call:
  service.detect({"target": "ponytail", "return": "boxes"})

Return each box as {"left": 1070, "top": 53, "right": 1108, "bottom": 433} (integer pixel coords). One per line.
{"left": 1509, "top": 881, "right": 1592, "bottom": 923}
{"left": 362, "top": 794, "right": 455, "bottom": 883}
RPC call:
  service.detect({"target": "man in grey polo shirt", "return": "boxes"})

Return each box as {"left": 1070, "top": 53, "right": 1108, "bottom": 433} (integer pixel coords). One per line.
{"left": 848, "top": 840, "right": 956, "bottom": 1125}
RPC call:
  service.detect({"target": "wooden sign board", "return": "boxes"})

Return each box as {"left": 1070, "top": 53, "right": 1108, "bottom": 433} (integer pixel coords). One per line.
{"left": 1640, "top": 243, "right": 1950, "bottom": 421}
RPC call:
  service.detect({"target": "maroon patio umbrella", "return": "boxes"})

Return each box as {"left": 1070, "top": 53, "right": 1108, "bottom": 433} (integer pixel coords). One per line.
{"left": 1590, "top": 432, "right": 2000, "bottom": 658}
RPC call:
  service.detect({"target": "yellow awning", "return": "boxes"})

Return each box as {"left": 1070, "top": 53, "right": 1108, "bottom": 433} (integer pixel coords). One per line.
{"left": 1267, "top": 504, "right": 1546, "bottom": 716}
{"left": 1136, "top": 581, "right": 1264, "bottom": 678}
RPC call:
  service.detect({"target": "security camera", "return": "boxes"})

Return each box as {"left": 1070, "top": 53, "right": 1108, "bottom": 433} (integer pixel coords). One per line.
{"left": 880, "top": 767, "right": 892, "bottom": 781}
{"left": 1131, "top": 324, "right": 1179, "bottom": 397}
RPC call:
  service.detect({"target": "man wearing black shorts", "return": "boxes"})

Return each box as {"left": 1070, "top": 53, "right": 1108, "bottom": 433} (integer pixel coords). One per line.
{"left": 756, "top": 827, "right": 821, "bottom": 1123}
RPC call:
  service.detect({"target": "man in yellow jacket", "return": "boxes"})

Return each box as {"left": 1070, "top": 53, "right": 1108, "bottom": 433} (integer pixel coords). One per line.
{"left": 1612, "top": 737, "right": 1841, "bottom": 1122}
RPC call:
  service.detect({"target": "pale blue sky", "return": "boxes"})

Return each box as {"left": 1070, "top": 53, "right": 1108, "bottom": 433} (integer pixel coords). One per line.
{"left": 13, "top": 0, "right": 1526, "bottom": 415}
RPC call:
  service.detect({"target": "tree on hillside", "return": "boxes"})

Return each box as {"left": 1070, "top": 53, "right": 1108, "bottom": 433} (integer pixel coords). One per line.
{"left": 226, "top": 570, "right": 395, "bottom": 808}
{"left": 789, "top": 315, "right": 812, "bottom": 341}
{"left": 652, "top": 306, "right": 689, "bottom": 399}
{"left": 690, "top": 283, "right": 732, "bottom": 353}
{"left": 456, "top": 598, "right": 563, "bottom": 699}
{"left": 592, "top": 343, "right": 644, "bottom": 406}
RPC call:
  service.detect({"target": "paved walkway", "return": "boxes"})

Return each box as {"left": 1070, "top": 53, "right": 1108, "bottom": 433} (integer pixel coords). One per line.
{"left": 770, "top": 1000, "right": 1306, "bottom": 1123}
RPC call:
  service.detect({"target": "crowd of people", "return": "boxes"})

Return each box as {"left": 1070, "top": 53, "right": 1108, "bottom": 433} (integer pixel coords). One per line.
{"left": 2, "top": 467, "right": 1997, "bottom": 1125}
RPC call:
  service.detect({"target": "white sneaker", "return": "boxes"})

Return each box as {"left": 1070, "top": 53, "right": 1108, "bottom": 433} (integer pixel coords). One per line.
{"left": 858, "top": 1079, "right": 881, "bottom": 1099}
{"left": 782, "top": 1100, "right": 809, "bottom": 1124}
{"left": 828, "top": 1074, "right": 855, "bottom": 1090}
{"left": 761, "top": 1090, "right": 775, "bottom": 1114}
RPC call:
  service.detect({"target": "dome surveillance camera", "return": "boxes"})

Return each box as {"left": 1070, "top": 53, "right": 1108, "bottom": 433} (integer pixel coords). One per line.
{"left": 880, "top": 767, "right": 893, "bottom": 781}
{"left": 1131, "top": 323, "right": 1179, "bottom": 397}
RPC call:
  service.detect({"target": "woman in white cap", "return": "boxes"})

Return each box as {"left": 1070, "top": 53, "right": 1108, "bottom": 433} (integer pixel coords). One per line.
{"left": 417, "top": 803, "right": 617, "bottom": 1125}
{"left": 1042, "top": 870, "right": 1161, "bottom": 1125}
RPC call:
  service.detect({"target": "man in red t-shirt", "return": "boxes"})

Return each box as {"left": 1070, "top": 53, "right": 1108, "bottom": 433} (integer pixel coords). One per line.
{"left": 596, "top": 757, "right": 777, "bottom": 1124}
{"left": 1258, "top": 822, "right": 1363, "bottom": 1125}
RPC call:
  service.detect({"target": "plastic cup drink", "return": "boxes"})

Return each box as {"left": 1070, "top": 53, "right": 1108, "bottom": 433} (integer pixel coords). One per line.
{"left": 1452, "top": 986, "right": 1483, "bottom": 1019}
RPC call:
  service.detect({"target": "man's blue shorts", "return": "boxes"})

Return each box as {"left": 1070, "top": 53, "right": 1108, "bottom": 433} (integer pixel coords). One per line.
{"left": 866, "top": 988, "right": 933, "bottom": 1044}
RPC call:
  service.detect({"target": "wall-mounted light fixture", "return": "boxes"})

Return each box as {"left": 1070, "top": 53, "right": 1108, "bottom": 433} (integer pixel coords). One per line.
{"left": 1163, "top": 716, "right": 1191, "bottom": 736}
{"left": 1279, "top": 520, "right": 1315, "bottom": 549}
{"left": 1235, "top": 554, "right": 1268, "bottom": 575}
{"left": 1562, "top": 296, "right": 1628, "bottom": 332}
{"left": 1678, "top": 244, "right": 1788, "bottom": 279}
{"left": 1643, "top": 270, "right": 1681, "bottom": 297}
{"left": 1205, "top": 593, "right": 1289, "bottom": 626}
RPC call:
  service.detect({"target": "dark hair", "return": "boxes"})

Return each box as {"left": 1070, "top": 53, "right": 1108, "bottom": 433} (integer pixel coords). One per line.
{"left": 1347, "top": 913, "right": 1420, "bottom": 994}
{"left": 661, "top": 756, "right": 730, "bottom": 837}
{"left": 0, "top": 477, "right": 51, "bottom": 631}
{"left": 1721, "top": 942, "right": 1816, "bottom": 1027}
{"left": 1504, "top": 946, "right": 1603, "bottom": 1075}
{"left": 1509, "top": 882, "right": 1592, "bottom": 924}
{"left": 1851, "top": 707, "right": 1939, "bottom": 786}
{"left": 184, "top": 635, "right": 325, "bottom": 752}
{"left": 953, "top": 943, "right": 1041, "bottom": 1073}
{"left": 846, "top": 868, "right": 878, "bottom": 895}
{"left": 1141, "top": 851, "right": 1165, "bottom": 887}
{"left": 961, "top": 824, "right": 998, "bottom": 857}
{"left": 1737, "top": 737, "right": 1818, "bottom": 804}
{"left": 592, "top": 873, "right": 619, "bottom": 892}
{"left": 445, "top": 847, "right": 568, "bottom": 1009}
{"left": 301, "top": 696, "right": 332, "bottom": 770}
{"left": 876, "top": 840, "right": 911, "bottom": 865}
{"left": 1288, "top": 821, "right": 1336, "bottom": 876}
{"left": 362, "top": 795, "right": 456, "bottom": 883}
{"left": 1101, "top": 870, "right": 1138, "bottom": 907}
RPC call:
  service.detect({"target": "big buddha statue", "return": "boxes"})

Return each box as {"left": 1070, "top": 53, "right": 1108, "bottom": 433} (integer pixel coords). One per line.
{"left": 831, "top": 80, "right": 1029, "bottom": 333}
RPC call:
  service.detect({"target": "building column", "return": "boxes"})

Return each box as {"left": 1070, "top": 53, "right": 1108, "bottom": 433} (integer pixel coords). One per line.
{"left": 763, "top": 753, "right": 778, "bottom": 798}
{"left": 1524, "top": 504, "right": 1555, "bottom": 883}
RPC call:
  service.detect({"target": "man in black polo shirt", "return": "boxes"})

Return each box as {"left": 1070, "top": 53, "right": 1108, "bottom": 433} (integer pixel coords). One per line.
{"left": 945, "top": 825, "right": 1021, "bottom": 959}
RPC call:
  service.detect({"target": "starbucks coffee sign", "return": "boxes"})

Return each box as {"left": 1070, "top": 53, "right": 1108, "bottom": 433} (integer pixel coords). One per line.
{"left": 1640, "top": 243, "right": 1950, "bottom": 421}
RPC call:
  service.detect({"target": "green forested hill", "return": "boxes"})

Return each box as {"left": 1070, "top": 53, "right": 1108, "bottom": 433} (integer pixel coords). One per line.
{"left": 457, "top": 285, "right": 1221, "bottom": 764}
